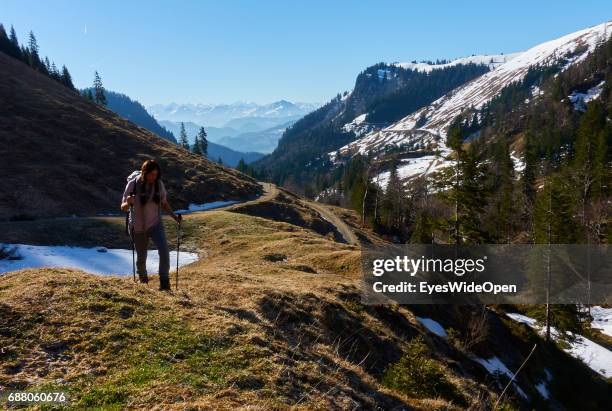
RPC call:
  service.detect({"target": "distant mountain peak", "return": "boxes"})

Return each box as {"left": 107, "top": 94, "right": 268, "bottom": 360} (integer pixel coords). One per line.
{"left": 147, "top": 100, "right": 320, "bottom": 128}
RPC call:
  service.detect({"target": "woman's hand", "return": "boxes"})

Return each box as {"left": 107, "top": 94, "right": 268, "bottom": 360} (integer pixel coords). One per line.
{"left": 172, "top": 214, "right": 183, "bottom": 224}
{"left": 120, "top": 195, "right": 135, "bottom": 212}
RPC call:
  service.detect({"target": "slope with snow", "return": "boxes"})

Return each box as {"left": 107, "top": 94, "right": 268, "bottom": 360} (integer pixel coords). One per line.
{"left": 394, "top": 53, "right": 521, "bottom": 72}
{"left": 507, "top": 312, "right": 612, "bottom": 378}
{"left": 335, "top": 21, "right": 612, "bottom": 182}
{"left": 591, "top": 306, "right": 612, "bottom": 337}
{"left": 0, "top": 244, "right": 198, "bottom": 276}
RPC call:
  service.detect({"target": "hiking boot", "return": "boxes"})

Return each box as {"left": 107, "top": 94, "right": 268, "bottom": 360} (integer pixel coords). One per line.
{"left": 138, "top": 274, "right": 149, "bottom": 284}
{"left": 159, "top": 276, "right": 171, "bottom": 291}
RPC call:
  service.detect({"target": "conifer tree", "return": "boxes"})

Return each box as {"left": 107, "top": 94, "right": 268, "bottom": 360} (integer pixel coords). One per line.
{"left": 191, "top": 134, "right": 202, "bottom": 155}
{"left": 196, "top": 127, "right": 208, "bottom": 156}
{"left": 93, "top": 71, "right": 107, "bottom": 105}
{"left": 573, "top": 101, "right": 607, "bottom": 224}
{"left": 381, "top": 157, "right": 405, "bottom": 233}
{"left": 43, "top": 56, "right": 51, "bottom": 73}
{"left": 27, "top": 31, "right": 40, "bottom": 68}
{"left": 179, "top": 122, "right": 190, "bottom": 149}
{"left": 60, "top": 65, "right": 74, "bottom": 89}
{"left": 50, "top": 62, "right": 59, "bottom": 80}
{"left": 488, "top": 138, "right": 515, "bottom": 243}
{"left": 8, "top": 25, "right": 21, "bottom": 59}
{"left": 236, "top": 158, "right": 247, "bottom": 173}
{"left": 0, "top": 24, "right": 11, "bottom": 56}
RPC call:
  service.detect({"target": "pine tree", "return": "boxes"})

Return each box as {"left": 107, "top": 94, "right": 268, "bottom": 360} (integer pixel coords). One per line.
{"left": 456, "top": 144, "right": 488, "bottom": 244}
{"left": 573, "top": 101, "right": 607, "bottom": 223}
{"left": 27, "top": 31, "right": 40, "bottom": 69}
{"left": 0, "top": 24, "right": 10, "bottom": 55}
{"left": 60, "top": 65, "right": 74, "bottom": 89}
{"left": 488, "top": 138, "right": 515, "bottom": 243}
{"left": 191, "top": 133, "right": 202, "bottom": 155}
{"left": 50, "top": 62, "right": 59, "bottom": 80}
{"left": 381, "top": 157, "right": 405, "bottom": 233}
{"left": 196, "top": 127, "right": 208, "bottom": 156}
{"left": 179, "top": 122, "right": 190, "bottom": 149}
{"left": 93, "top": 71, "right": 107, "bottom": 105}
{"left": 236, "top": 158, "right": 247, "bottom": 173}
{"left": 8, "top": 25, "right": 21, "bottom": 59}
{"left": 43, "top": 56, "right": 51, "bottom": 74}
{"left": 435, "top": 126, "right": 488, "bottom": 244}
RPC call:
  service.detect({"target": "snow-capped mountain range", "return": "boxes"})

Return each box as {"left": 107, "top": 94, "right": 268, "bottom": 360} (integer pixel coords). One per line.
{"left": 334, "top": 21, "right": 611, "bottom": 170}
{"left": 148, "top": 100, "right": 319, "bottom": 130}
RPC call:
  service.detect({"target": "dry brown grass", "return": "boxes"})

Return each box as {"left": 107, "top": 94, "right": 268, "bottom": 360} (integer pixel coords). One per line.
{"left": 0, "top": 211, "right": 508, "bottom": 409}
{"left": 0, "top": 51, "right": 261, "bottom": 220}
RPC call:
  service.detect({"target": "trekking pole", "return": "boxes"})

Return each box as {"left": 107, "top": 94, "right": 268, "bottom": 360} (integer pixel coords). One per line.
{"left": 130, "top": 204, "right": 136, "bottom": 282}
{"left": 176, "top": 214, "right": 182, "bottom": 290}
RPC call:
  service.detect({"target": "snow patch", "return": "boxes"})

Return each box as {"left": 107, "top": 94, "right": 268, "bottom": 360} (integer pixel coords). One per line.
{"left": 535, "top": 381, "right": 549, "bottom": 399}
{"left": 506, "top": 312, "right": 612, "bottom": 377}
{"left": 474, "top": 356, "right": 528, "bottom": 399}
{"left": 375, "top": 154, "right": 451, "bottom": 188}
{"left": 395, "top": 53, "right": 521, "bottom": 72}
{"left": 0, "top": 244, "right": 198, "bottom": 276}
{"left": 416, "top": 317, "right": 447, "bottom": 338}
{"left": 511, "top": 152, "right": 526, "bottom": 173}
{"left": 175, "top": 200, "right": 239, "bottom": 214}
{"left": 475, "top": 356, "right": 514, "bottom": 379}
{"left": 591, "top": 306, "right": 612, "bottom": 337}
{"left": 569, "top": 81, "right": 605, "bottom": 112}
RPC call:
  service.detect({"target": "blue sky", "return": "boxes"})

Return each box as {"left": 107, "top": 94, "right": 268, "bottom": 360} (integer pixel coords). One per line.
{"left": 3, "top": 1, "right": 610, "bottom": 105}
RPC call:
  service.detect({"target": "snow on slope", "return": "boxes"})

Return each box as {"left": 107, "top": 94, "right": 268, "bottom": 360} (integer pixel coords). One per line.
{"left": 395, "top": 53, "right": 521, "bottom": 72}
{"left": 507, "top": 312, "right": 612, "bottom": 377}
{"left": 337, "top": 21, "right": 612, "bottom": 166}
{"left": 0, "top": 244, "right": 198, "bottom": 276}
{"left": 591, "top": 306, "right": 612, "bottom": 337}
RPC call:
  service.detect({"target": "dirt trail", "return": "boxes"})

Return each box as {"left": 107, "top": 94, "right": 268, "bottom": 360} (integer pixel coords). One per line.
{"left": 0, "top": 182, "right": 359, "bottom": 248}
{"left": 200, "top": 182, "right": 279, "bottom": 213}
{"left": 305, "top": 200, "right": 359, "bottom": 245}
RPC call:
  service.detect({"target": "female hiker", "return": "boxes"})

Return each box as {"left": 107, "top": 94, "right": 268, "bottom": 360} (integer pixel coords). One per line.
{"left": 120, "top": 159, "right": 181, "bottom": 290}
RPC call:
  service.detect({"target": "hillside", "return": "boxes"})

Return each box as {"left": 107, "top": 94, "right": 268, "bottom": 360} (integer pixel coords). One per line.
{"left": 159, "top": 120, "right": 241, "bottom": 143}
{"left": 216, "top": 120, "right": 292, "bottom": 153}
{"left": 87, "top": 89, "right": 177, "bottom": 143}
{"left": 320, "top": 22, "right": 612, "bottom": 246}
{"left": 337, "top": 21, "right": 612, "bottom": 163}
{"left": 159, "top": 120, "right": 266, "bottom": 166}
{"left": 0, "top": 51, "right": 262, "bottom": 220}
{"left": 253, "top": 60, "right": 492, "bottom": 191}
{"left": 1, "top": 204, "right": 609, "bottom": 409}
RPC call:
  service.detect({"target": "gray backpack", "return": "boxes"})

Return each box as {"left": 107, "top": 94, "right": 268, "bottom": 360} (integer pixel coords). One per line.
{"left": 124, "top": 171, "right": 141, "bottom": 237}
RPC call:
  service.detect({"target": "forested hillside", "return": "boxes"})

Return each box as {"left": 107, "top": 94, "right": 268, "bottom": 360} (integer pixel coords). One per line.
{"left": 253, "top": 62, "right": 491, "bottom": 192}
{"left": 84, "top": 89, "right": 178, "bottom": 143}
{"left": 336, "top": 34, "right": 611, "bottom": 246}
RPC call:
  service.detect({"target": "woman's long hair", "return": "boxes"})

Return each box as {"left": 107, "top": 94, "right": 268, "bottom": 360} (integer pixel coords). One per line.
{"left": 141, "top": 159, "right": 162, "bottom": 181}
{"left": 138, "top": 159, "right": 161, "bottom": 204}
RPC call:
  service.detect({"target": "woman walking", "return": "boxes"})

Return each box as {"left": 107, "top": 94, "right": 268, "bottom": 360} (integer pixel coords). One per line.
{"left": 120, "top": 159, "right": 181, "bottom": 290}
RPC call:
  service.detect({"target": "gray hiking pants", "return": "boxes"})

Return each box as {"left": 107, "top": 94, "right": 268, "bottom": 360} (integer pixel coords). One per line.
{"left": 133, "top": 222, "right": 170, "bottom": 283}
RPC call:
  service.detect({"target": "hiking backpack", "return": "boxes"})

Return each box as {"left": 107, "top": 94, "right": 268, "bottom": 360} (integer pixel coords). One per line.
{"left": 124, "top": 170, "right": 161, "bottom": 237}
{"left": 124, "top": 170, "right": 141, "bottom": 237}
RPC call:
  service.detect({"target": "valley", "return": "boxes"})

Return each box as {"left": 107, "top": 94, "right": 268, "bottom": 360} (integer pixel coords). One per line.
{"left": 0, "top": 11, "right": 610, "bottom": 410}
